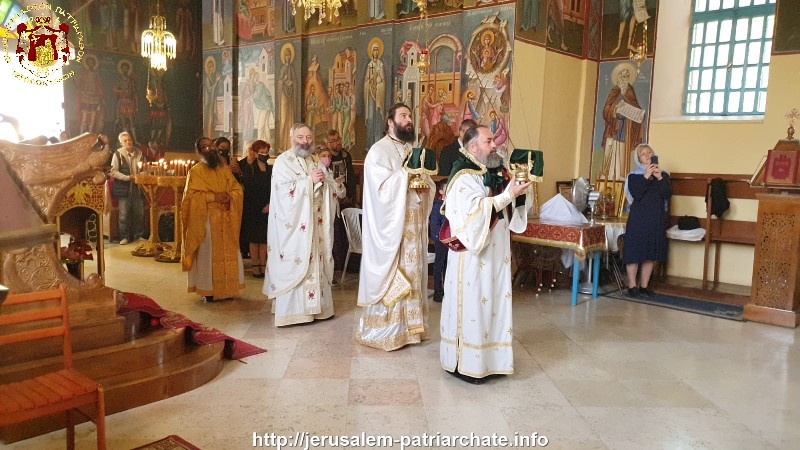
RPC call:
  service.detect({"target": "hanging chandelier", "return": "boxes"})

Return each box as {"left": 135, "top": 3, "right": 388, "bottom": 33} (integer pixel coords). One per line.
{"left": 290, "top": 0, "right": 348, "bottom": 25}
{"left": 141, "top": 0, "right": 176, "bottom": 71}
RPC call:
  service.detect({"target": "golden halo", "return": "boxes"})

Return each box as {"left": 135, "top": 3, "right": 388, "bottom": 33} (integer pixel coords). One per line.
{"left": 83, "top": 53, "right": 98, "bottom": 69}
{"left": 367, "top": 37, "right": 384, "bottom": 59}
{"left": 281, "top": 43, "right": 295, "bottom": 64}
{"left": 480, "top": 30, "right": 496, "bottom": 45}
{"left": 116, "top": 58, "right": 132, "bottom": 75}
{"left": 611, "top": 62, "right": 638, "bottom": 85}
{"left": 204, "top": 55, "right": 216, "bottom": 73}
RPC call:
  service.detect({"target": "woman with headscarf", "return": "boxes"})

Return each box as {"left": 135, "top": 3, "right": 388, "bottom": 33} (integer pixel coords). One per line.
{"left": 622, "top": 143, "right": 671, "bottom": 297}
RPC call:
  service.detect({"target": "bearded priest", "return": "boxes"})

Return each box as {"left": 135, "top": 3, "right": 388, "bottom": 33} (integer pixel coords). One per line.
{"left": 263, "top": 123, "right": 345, "bottom": 326}
{"left": 182, "top": 137, "right": 245, "bottom": 302}
{"left": 356, "top": 103, "right": 435, "bottom": 351}
{"left": 440, "top": 126, "right": 532, "bottom": 383}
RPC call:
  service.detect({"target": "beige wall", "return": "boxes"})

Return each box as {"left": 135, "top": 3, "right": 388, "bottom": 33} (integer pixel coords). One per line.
{"left": 510, "top": 44, "right": 598, "bottom": 202}
{"left": 647, "top": 2, "right": 800, "bottom": 285}
{"left": 511, "top": 1, "right": 798, "bottom": 286}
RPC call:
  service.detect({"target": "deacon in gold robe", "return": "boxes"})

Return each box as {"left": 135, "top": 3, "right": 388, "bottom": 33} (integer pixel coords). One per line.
{"left": 263, "top": 123, "right": 344, "bottom": 326}
{"left": 440, "top": 126, "right": 532, "bottom": 383}
{"left": 356, "top": 103, "right": 435, "bottom": 351}
{"left": 182, "top": 137, "right": 245, "bottom": 301}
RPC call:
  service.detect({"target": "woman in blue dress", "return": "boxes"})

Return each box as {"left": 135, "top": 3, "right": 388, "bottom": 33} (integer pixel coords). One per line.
{"left": 623, "top": 143, "right": 671, "bottom": 297}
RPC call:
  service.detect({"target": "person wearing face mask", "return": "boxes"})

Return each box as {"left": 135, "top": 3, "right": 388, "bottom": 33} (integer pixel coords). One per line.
{"left": 214, "top": 136, "right": 242, "bottom": 178}
{"left": 239, "top": 140, "right": 273, "bottom": 278}
{"left": 315, "top": 147, "right": 346, "bottom": 201}
{"left": 263, "top": 124, "right": 345, "bottom": 326}
{"left": 181, "top": 137, "right": 245, "bottom": 302}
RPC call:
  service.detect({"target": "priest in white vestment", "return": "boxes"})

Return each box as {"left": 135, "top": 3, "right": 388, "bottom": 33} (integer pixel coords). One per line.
{"left": 357, "top": 103, "right": 435, "bottom": 351}
{"left": 263, "top": 123, "right": 345, "bottom": 326}
{"left": 440, "top": 126, "right": 532, "bottom": 383}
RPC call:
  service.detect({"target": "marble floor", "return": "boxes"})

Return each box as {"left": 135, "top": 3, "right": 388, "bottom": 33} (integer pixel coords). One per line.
{"left": 8, "top": 243, "right": 800, "bottom": 449}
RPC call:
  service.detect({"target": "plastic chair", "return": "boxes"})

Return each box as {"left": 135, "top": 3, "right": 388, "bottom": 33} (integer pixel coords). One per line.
{"left": 340, "top": 208, "right": 363, "bottom": 285}
{"left": 0, "top": 284, "right": 106, "bottom": 449}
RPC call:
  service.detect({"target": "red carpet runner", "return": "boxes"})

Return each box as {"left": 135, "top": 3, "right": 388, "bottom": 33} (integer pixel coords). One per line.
{"left": 132, "top": 434, "right": 201, "bottom": 450}
{"left": 119, "top": 292, "right": 267, "bottom": 360}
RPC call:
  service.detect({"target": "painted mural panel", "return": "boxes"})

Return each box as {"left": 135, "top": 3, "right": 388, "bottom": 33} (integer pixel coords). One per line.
{"left": 774, "top": 0, "right": 800, "bottom": 53}
{"left": 462, "top": 4, "right": 515, "bottom": 153}
{"left": 398, "top": 0, "right": 450, "bottom": 20}
{"left": 202, "top": 48, "right": 237, "bottom": 141}
{"left": 237, "top": 0, "right": 276, "bottom": 41}
{"left": 590, "top": 59, "right": 652, "bottom": 184}
{"left": 275, "top": 38, "right": 303, "bottom": 151}
{"left": 390, "top": 13, "right": 463, "bottom": 146}
{"left": 515, "top": 0, "right": 585, "bottom": 56}
{"left": 301, "top": 32, "right": 359, "bottom": 146}
{"left": 358, "top": 25, "right": 395, "bottom": 151}
{"left": 238, "top": 43, "right": 277, "bottom": 149}
{"left": 64, "top": 51, "right": 196, "bottom": 152}
{"left": 587, "top": 0, "right": 601, "bottom": 59}
{"left": 57, "top": 0, "right": 201, "bottom": 151}
{"left": 202, "top": 0, "right": 234, "bottom": 48}
{"left": 600, "top": 0, "right": 657, "bottom": 59}
{"left": 65, "top": 0, "right": 199, "bottom": 61}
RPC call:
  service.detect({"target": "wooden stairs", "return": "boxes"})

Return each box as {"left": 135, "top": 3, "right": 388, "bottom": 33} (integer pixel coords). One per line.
{"left": 0, "top": 311, "right": 225, "bottom": 444}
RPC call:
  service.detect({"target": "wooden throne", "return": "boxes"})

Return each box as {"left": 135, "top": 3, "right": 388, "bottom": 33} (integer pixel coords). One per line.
{"left": 0, "top": 134, "right": 225, "bottom": 443}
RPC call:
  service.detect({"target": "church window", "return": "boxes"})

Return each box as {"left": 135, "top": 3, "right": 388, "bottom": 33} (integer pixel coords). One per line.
{"left": 684, "top": 0, "right": 775, "bottom": 116}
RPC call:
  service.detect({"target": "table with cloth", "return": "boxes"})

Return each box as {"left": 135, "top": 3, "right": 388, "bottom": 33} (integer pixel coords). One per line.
{"left": 512, "top": 219, "right": 607, "bottom": 305}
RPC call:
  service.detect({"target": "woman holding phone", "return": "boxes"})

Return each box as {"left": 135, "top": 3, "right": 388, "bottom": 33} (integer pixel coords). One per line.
{"left": 622, "top": 143, "right": 672, "bottom": 297}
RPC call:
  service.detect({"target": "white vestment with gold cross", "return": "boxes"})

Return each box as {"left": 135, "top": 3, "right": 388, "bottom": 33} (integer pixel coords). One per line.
{"left": 357, "top": 135, "right": 434, "bottom": 351}
{"left": 439, "top": 169, "right": 530, "bottom": 377}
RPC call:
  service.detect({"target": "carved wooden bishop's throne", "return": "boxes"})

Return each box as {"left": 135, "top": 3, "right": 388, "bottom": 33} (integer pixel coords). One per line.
{"left": 0, "top": 134, "right": 224, "bottom": 443}
{"left": 0, "top": 134, "right": 117, "bottom": 327}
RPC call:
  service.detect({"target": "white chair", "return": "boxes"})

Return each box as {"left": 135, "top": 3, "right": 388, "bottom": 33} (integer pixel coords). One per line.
{"left": 340, "top": 208, "right": 363, "bottom": 285}
{"left": 426, "top": 251, "right": 436, "bottom": 299}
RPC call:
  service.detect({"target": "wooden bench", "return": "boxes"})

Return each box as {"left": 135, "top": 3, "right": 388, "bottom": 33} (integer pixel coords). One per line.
{"left": 0, "top": 284, "right": 106, "bottom": 449}
{"left": 659, "top": 173, "right": 764, "bottom": 304}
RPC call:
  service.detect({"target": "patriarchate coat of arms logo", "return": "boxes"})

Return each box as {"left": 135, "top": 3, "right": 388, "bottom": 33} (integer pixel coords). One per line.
{"left": 2, "top": 3, "right": 84, "bottom": 85}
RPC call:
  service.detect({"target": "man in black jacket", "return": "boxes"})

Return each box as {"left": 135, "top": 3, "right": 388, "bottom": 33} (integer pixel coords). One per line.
{"left": 326, "top": 129, "right": 356, "bottom": 281}
{"left": 438, "top": 119, "right": 477, "bottom": 176}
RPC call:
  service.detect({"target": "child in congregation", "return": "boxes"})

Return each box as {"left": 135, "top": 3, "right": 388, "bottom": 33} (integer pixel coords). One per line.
{"left": 429, "top": 178, "right": 448, "bottom": 303}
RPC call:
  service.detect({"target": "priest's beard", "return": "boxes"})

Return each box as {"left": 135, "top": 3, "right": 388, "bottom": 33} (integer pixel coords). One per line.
{"left": 483, "top": 152, "right": 504, "bottom": 169}
{"left": 392, "top": 121, "right": 416, "bottom": 143}
{"left": 478, "top": 153, "right": 503, "bottom": 169}
{"left": 203, "top": 151, "right": 220, "bottom": 168}
{"left": 292, "top": 142, "right": 312, "bottom": 158}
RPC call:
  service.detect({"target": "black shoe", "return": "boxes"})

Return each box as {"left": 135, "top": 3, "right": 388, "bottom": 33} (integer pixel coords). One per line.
{"left": 626, "top": 288, "right": 639, "bottom": 298}
{"left": 203, "top": 296, "right": 216, "bottom": 302}
{"left": 433, "top": 293, "right": 443, "bottom": 303}
{"left": 639, "top": 287, "right": 654, "bottom": 297}
{"left": 447, "top": 368, "right": 485, "bottom": 385}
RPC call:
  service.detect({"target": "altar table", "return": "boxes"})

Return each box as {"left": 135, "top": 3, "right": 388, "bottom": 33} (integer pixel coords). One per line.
{"left": 512, "top": 219, "right": 607, "bottom": 305}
